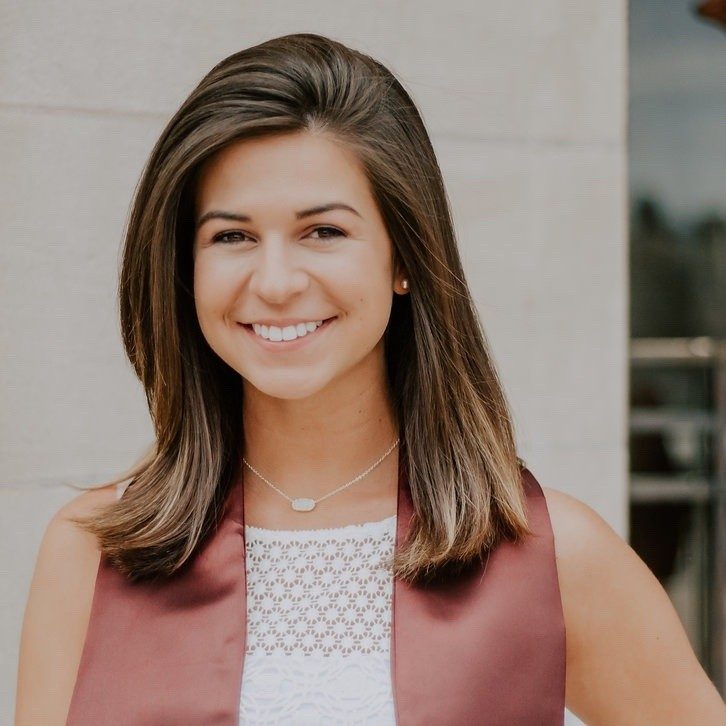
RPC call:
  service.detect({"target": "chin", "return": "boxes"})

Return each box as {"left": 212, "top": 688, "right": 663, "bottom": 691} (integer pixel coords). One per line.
{"left": 242, "top": 372, "right": 331, "bottom": 401}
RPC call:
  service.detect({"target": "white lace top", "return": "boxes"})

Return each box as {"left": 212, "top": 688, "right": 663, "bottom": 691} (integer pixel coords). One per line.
{"left": 115, "top": 482, "right": 398, "bottom": 725}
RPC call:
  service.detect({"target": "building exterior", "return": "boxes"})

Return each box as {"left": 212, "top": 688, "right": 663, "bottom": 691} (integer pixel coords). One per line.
{"left": 1, "top": 3, "right": 628, "bottom": 723}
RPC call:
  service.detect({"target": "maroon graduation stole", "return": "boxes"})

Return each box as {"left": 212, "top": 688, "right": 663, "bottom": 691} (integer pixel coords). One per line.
{"left": 67, "top": 463, "right": 565, "bottom": 724}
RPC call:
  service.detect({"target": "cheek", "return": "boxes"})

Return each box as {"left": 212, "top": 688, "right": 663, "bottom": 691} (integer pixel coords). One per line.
{"left": 193, "top": 261, "right": 238, "bottom": 360}
{"left": 347, "top": 274, "right": 393, "bottom": 334}
{"left": 193, "top": 257, "right": 235, "bottom": 319}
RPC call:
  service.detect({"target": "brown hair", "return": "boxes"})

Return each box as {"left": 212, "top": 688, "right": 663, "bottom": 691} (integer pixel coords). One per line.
{"left": 70, "top": 32, "right": 532, "bottom": 585}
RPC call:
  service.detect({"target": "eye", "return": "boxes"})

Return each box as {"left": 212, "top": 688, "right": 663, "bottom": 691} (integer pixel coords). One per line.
{"left": 210, "top": 226, "right": 346, "bottom": 246}
{"left": 308, "top": 225, "right": 346, "bottom": 243}
{"left": 212, "top": 230, "right": 251, "bottom": 244}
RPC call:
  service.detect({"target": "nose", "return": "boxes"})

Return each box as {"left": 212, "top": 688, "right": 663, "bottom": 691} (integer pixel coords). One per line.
{"left": 246, "top": 238, "right": 309, "bottom": 304}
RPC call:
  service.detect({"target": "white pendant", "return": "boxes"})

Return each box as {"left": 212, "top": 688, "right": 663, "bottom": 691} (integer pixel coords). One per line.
{"left": 291, "top": 498, "right": 316, "bottom": 512}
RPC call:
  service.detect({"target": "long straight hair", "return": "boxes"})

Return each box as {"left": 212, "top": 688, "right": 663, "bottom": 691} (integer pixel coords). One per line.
{"left": 70, "top": 32, "right": 532, "bottom": 585}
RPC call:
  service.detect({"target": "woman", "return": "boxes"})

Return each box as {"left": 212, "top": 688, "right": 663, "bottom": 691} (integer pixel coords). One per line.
{"left": 15, "top": 32, "right": 725, "bottom": 725}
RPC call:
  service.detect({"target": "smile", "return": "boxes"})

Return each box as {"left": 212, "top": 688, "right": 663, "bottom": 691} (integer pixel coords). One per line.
{"left": 239, "top": 317, "right": 337, "bottom": 352}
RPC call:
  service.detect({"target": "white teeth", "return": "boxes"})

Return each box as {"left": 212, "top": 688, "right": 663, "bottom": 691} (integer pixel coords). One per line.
{"left": 251, "top": 319, "right": 326, "bottom": 341}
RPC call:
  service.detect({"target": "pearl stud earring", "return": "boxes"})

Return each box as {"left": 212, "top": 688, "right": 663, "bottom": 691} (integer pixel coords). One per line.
{"left": 402, "top": 279, "right": 409, "bottom": 290}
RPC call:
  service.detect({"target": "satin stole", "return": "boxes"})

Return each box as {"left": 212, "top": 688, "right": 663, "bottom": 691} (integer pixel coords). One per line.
{"left": 66, "top": 463, "right": 565, "bottom": 725}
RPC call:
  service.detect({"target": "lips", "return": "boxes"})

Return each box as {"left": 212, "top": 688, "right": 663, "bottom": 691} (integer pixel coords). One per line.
{"left": 241, "top": 316, "right": 336, "bottom": 332}
{"left": 240, "top": 315, "right": 337, "bottom": 330}
{"left": 239, "top": 316, "right": 337, "bottom": 348}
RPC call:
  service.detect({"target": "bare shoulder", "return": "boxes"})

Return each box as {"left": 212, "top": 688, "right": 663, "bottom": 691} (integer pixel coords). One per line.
{"left": 15, "top": 483, "right": 119, "bottom": 725}
{"left": 540, "top": 485, "right": 726, "bottom": 725}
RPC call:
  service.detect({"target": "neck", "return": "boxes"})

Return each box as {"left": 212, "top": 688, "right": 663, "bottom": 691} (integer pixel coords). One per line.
{"left": 241, "top": 376, "right": 399, "bottom": 505}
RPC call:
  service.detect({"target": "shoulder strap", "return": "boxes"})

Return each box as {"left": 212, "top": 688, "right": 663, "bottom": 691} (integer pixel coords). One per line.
{"left": 391, "top": 464, "right": 566, "bottom": 725}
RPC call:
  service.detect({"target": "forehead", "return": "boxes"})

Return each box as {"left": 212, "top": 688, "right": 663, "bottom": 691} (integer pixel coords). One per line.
{"left": 194, "top": 131, "right": 372, "bottom": 211}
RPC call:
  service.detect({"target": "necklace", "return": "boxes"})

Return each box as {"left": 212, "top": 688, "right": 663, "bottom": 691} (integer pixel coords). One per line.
{"left": 242, "top": 437, "right": 400, "bottom": 512}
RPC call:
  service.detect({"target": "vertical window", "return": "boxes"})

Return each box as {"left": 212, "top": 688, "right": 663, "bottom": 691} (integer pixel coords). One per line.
{"left": 628, "top": 1, "right": 726, "bottom": 696}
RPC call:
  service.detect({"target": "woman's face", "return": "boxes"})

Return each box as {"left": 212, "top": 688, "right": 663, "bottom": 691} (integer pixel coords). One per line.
{"left": 192, "top": 130, "right": 405, "bottom": 401}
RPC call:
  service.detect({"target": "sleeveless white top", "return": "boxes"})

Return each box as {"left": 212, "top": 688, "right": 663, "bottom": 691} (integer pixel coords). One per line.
{"left": 115, "top": 482, "right": 398, "bottom": 725}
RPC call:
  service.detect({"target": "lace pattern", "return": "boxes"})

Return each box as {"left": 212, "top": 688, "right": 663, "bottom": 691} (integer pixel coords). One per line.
{"left": 239, "top": 651, "right": 396, "bottom": 725}
{"left": 244, "top": 516, "right": 397, "bottom": 656}
{"left": 240, "top": 517, "right": 398, "bottom": 725}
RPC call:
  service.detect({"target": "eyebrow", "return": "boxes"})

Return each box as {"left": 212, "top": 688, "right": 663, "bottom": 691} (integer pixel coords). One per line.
{"left": 196, "top": 202, "right": 362, "bottom": 230}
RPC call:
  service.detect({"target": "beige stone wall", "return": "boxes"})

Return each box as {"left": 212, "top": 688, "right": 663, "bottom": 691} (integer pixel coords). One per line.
{"left": 1, "top": 3, "right": 627, "bottom": 721}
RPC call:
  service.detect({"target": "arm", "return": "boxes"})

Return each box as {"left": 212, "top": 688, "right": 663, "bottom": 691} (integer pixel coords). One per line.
{"left": 14, "top": 486, "right": 115, "bottom": 725}
{"left": 542, "top": 486, "right": 726, "bottom": 725}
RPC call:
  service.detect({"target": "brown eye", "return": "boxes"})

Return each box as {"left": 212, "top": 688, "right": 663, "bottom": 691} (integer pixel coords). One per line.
{"left": 213, "top": 231, "right": 251, "bottom": 244}
{"left": 309, "top": 226, "right": 345, "bottom": 243}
